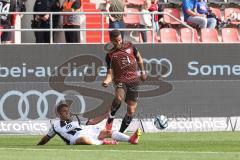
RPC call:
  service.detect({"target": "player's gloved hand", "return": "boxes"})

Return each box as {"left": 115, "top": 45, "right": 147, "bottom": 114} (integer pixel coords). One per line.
{"left": 140, "top": 71, "right": 147, "bottom": 81}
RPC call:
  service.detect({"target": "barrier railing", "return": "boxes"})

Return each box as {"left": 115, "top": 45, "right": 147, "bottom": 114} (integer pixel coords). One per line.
{"left": 0, "top": 11, "right": 194, "bottom": 44}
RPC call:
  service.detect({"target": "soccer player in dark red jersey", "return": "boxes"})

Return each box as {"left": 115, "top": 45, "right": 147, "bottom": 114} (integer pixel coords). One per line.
{"left": 103, "top": 29, "right": 147, "bottom": 133}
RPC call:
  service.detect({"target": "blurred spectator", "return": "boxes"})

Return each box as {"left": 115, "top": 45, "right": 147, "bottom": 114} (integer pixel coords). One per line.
{"left": 182, "top": 0, "right": 216, "bottom": 29}
{"left": 50, "top": 0, "right": 61, "bottom": 42}
{"left": 62, "top": 0, "right": 81, "bottom": 43}
{"left": 139, "top": 0, "right": 152, "bottom": 42}
{"left": 0, "top": 0, "right": 26, "bottom": 43}
{"left": 194, "top": 0, "right": 208, "bottom": 15}
{"left": 148, "top": 0, "right": 159, "bottom": 33}
{"left": 157, "top": 0, "right": 165, "bottom": 29}
{"left": 194, "top": 0, "right": 232, "bottom": 29}
{"left": 32, "top": 0, "right": 55, "bottom": 43}
{"left": 106, "top": 0, "right": 125, "bottom": 39}
{"left": 157, "top": 0, "right": 163, "bottom": 19}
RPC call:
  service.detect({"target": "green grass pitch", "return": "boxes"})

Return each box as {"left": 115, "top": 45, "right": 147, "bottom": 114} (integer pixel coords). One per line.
{"left": 1, "top": 132, "right": 240, "bottom": 160}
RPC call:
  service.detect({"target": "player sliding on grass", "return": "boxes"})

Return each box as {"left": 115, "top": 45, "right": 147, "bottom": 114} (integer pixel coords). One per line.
{"left": 37, "top": 103, "right": 141, "bottom": 145}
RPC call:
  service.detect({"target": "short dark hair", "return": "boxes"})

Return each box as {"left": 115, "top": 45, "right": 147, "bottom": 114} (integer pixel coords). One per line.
{"left": 56, "top": 103, "right": 69, "bottom": 113}
{"left": 110, "top": 29, "right": 121, "bottom": 40}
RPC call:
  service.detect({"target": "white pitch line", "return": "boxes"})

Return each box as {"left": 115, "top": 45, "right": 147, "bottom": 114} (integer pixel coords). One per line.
{"left": 0, "top": 148, "right": 240, "bottom": 155}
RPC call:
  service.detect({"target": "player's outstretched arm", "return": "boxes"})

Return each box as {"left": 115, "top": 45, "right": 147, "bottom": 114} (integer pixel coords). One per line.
{"left": 102, "top": 69, "right": 113, "bottom": 87}
{"left": 37, "top": 135, "right": 51, "bottom": 145}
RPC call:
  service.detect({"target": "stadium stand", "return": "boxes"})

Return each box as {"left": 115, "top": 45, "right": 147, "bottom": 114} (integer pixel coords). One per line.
{"left": 180, "top": 28, "right": 199, "bottom": 43}
{"left": 123, "top": 8, "right": 140, "bottom": 25}
{"left": 1, "top": 0, "right": 239, "bottom": 44}
{"left": 224, "top": 8, "right": 240, "bottom": 25}
{"left": 163, "top": 8, "right": 181, "bottom": 25}
{"left": 83, "top": 0, "right": 109, "bottom": 43}
{"left": 160, "top": 28, "right": 180, "bottom": 42}
{"left": 85, "top": 0, "right": 240, "bottom": 44}
{"left": 210, "top": 7, "right": 222, "bottom": 20}
{"left": 222, "top": 28, "right": 240, "bottom": 42}
{"left": 200, "top": 28, "right": 220, "bottom": 42}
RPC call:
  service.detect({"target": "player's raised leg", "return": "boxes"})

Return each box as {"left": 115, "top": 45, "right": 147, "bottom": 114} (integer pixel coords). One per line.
{"left": 105, "top": 88, "right": 125, "bottom": 130}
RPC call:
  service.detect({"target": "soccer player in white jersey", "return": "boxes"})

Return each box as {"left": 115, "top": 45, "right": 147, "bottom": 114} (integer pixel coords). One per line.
{"left": 37, "top": 103, "right": 141, "bottom": 145}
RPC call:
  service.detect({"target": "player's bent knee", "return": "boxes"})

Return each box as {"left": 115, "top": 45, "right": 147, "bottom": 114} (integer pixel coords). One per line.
{"left": 127, "top": 106, "right": 137, "bottom": 116}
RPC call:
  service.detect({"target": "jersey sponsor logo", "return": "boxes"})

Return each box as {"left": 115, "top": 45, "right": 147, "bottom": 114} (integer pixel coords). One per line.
{"left": 120, "top": 56, "right": 132, "bottom": 69}
{"left": 66, "top": 124, "right": 72, "bottom": 130}
{"left": 125, "top": 48, "right": 131, "bottom": 54}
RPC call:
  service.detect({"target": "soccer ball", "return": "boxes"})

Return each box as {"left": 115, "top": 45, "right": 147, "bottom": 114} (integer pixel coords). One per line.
{"left": 154, "top": 115, "right": 168, "bottom": 130}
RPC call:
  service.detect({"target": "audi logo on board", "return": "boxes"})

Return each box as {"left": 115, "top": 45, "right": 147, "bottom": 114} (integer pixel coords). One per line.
{"left": 0, "top": 90, "right": 86, "bottom": 120}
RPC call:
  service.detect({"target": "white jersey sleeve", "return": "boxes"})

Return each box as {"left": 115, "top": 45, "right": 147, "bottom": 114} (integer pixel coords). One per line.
{"left": 47, "top": 126, "right": 56, "bottom": 138}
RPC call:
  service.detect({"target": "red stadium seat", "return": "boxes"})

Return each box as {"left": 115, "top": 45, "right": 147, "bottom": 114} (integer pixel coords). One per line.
{"left": 224, "top": 8, "right": 240, "bottom": 25}
{"left": 160, "top": 28, "right": 180, "bottom": 43}
{"left": 200, "top": 28, "right": 219, "bottom": 42}
{"left": 163, "top": 8, "right": 181, "bottom": 25}
{"left": 222, "top": 28, "right": 240, "bottom": 42}
{"left": 123, "top": 8, "right": 140, "bottom": 25}
{"left": 146, "top": 30, "right": 159, "bottom": 43}
{"left": 210, "top": 7, "right": 222, "bottom": 20}
{"left": 180, "top": 28, "right": 199, "bottom": 43}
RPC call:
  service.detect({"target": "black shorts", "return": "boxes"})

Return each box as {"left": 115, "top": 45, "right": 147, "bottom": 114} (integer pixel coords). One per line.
{"left": 0, "top": 24, "right": 12, "bottom": 42}
{"left": 114, "top": 82, "right": 139, "bottom": 102}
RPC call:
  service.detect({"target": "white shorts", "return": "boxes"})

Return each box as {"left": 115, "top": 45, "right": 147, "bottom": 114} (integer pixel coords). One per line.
{"left": 70, "top": 127, "right": 103, "bottom": 145}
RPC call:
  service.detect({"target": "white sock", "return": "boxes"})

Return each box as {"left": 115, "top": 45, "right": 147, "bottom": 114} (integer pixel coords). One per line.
{"left": 111, "top": 131, "right": 130, "bottom": 142}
